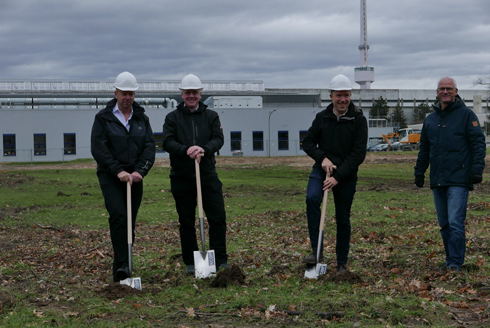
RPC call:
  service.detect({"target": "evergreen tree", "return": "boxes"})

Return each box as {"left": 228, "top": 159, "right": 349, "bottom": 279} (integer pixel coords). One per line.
{"left": 370, "top": 96, "right": 390, "bottom": 118}
{"left": 413, "top": 102, "right": 431, "bottom": 123}
{"left": 390, "top": 105, "right": 407, "bottom": 129}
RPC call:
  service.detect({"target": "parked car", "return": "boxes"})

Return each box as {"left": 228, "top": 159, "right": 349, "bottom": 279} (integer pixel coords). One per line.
{"left": 374, "top": 143, "right": 389, "bottom": 152}
{"left": 366, "top": 144, "right": 377, "bottom": 152}
{"left": 391, "top": 142, "right": 401, "bottom": 151}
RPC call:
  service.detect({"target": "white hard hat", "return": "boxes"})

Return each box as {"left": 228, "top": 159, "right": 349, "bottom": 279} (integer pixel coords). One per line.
{"left": 114, "top": 71, "right": 139, "bottom": 91}
{"left": 179, "top": 74, "right": 203, "bottom": 91}
{"left": 329, "top": 74, "right": 352, "bottom": 91}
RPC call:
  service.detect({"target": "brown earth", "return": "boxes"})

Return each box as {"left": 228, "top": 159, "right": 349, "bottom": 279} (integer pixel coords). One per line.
{"left": 1, "top": 152, "right": 489, "bottom": 327}
{"left": 0, "top": 152, "right": 422, "bottom": 171}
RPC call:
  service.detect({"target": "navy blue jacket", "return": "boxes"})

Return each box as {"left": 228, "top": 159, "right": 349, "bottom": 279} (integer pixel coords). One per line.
{"left": 414, "top": 96, "right": 486, "bottom": 190}
{"left": 162, "top": 102, "right": 224, "bottom": 178}
{"left": 91, "top": 99, "right": 155, "bottom": 177}
{"left": 302, "top": 102, "right": 368, "bottom": 183}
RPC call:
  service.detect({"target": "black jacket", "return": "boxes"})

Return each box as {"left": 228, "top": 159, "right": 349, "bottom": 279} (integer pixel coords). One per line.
{"left": 414, "top": 96, "right": 486, "bottom": 190}
{"left": 162, "top": 102, "right": 224, "bottom": 178}
{"left": 91, "top": 99, "right": 155, "bottom": 177}
{"left": 302, "top": 102, "right": 368, "bottom": 183}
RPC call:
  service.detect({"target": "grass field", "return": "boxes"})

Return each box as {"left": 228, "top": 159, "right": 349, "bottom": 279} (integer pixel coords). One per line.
{"left": 0, "top": 153, "right": 489, "bottom": 327}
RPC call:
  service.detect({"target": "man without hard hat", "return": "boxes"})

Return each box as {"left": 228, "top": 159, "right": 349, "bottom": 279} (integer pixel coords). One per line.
{"left": 301, "top": 74, "right": 368, "bottom": 273}
{"left": 91, "top": 71, "right": 156, "bottom": 282}
{"left": 162, "top": 74, "right": 230, "bottom": 276}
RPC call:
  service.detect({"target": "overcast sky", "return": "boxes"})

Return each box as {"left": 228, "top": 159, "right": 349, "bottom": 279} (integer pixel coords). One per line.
{"left": 2, "top": 0, "right": 490, "bottom": 90}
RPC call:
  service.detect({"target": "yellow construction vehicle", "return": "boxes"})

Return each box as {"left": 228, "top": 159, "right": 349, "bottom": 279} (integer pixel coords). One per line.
{"left": 381, "top": 132, "right": 400, "bottom": 150}
{"left": 382, "top": 127, "right": 421, "bottom": 151}
{"left": 399, "top": 128, "right": 421, "bottom": 151}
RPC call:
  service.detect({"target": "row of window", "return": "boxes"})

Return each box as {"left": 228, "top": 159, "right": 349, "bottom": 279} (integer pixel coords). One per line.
{"left": 2, "top": 130, "right": 309, "bottom": 156}
{"left": 3, "top": 133, "right": 76, "bottom": 156}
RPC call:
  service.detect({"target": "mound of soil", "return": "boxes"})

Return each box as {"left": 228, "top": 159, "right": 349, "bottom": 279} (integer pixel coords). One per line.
{"left": 323, "top": 270, "right": 363, "bottom": 284}
{"left": 210, "top": 264, "right": 246, "bottom": 288}
{"left": 98, "top": 282, "right": 145, "bottom": 300}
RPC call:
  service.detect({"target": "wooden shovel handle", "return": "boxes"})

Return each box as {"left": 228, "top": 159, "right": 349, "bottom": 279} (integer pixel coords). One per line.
{"left": 195, "top": 159, "right": 204, "bottom": 219}
{"left": 318, "top": 173, "right": 330, "bottom": 232}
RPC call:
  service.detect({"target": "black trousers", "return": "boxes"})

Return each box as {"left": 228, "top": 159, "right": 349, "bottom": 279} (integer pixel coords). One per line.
{"left": 97, "top": 172, "right": 143, "bottom": 277}
{"left": 170, "top": 174, "right": 227, "bottom": 266}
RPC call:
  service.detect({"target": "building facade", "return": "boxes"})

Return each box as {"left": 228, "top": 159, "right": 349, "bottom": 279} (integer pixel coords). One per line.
{"left": 1, "top": 79, "right": 488, "bottom": 163}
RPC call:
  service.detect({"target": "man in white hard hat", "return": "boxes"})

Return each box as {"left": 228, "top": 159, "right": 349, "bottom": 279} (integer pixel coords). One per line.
{"left": 302, "top": 74, "right": 368, "bottom": 273}
{"left": 91, "top": 71, "right": 156, "bottom": 282}
{"left": 162, "top": 74, "right": 229, "bottom": 275}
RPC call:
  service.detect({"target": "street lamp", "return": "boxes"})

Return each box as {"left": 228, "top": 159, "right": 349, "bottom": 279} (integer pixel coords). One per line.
{"left": 268, "top": 109, "right": 277, "bottom": 157}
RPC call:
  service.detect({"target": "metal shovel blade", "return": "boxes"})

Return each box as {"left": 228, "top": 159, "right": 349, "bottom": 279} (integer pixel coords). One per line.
{"left": 304, "top": 263, "right": 328, "bottom": 279}
{"left": 193, "top": 249, "right": 217, "bottom": 279}
{"left": 120, "top": 277, "right": 142, "bottom": 290}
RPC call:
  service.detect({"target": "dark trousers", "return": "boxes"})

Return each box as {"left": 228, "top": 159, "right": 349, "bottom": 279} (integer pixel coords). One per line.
{"left": 306, "top": 166, "right": 357, "bottom": 265}
{"left": 171, "top": 174, "right": 227, "bottom": 266}
{"left": 97, "top": 172, "right": 143, "bottom": 277}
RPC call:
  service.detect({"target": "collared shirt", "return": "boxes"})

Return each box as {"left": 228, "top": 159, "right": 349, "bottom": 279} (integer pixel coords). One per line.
{"left": 113, "top": 103, "right": 133, "bottom": 132}
{"left": 185, "top": 104, "right": 199, "bottom": 112}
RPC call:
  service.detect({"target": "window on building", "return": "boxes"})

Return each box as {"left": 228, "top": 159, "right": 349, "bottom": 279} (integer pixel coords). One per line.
{"left": 3, "top": 134, "right": 16, "bottom": 156}
{"left": 154, "top": 133, "right": 165, "bottom": 153}
{"left": 230, "top": 131, "right": 242, "bottom": 151}
{"left": 63, "top": 133, "right": 76, "bottom": 155}
{"left": 278, "top": 131, "right": 289, "bottom": 150}
{"left": 34, "top": 133, "right": 47, "bottom": 156}
{"left": 252, "top": 131, "right": 264, "bottom": 151}
{"left": 299, "top": 130, "right": 308, "bottom": 150}
{"left": 369, "top": 119, "right": 387, "bottom": 128}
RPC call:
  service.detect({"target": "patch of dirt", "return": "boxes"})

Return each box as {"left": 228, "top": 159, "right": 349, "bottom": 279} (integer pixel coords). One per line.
{"left": 0, "top": 153, "right": 427, "bottom": 171}
{"left": 98, "top": 282, "right": 145, "bottom": 300}
{"left": 210, "top": 264, "right": 246, "bottom": 288}
{"left": 324, "top": 270, "right": 363, "bottom": 284}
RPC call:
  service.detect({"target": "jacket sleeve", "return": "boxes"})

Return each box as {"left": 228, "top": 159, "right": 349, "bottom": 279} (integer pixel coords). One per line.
{"left": 90, "top": 114, "right": 124, "bottom": 176}
{"left": 466, "top": 112, "right": 486, "bottom": 175}
{"left": 302, "top": 112, "right": 327, "bottom": 164}
{"left": 333, "top": 114, "right": 368, "bottom": 183}
{"left": 162, "top": 111, "right": 189, "bottom": 156}
{"left": 202, "top": 112, "right": 224, "bottom": 156}
{"left": 414, "top": 120, "right": 430, "bottom": 176}
{"left": 135, "top": 117, "right": 155, "bottom": 177}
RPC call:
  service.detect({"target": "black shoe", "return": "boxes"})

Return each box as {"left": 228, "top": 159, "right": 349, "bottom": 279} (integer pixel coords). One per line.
{"left": 337, "top": 264, "right": 347, "bottom": 273}
{"left": 218, "top": 263, "right": 230, "bottom": 270}
{"left": 302, "top": 253, "right": 324, "bottom": 264}
{"left": 115, "top": 265, "right": 130, "bottom": 281}
{"left": 185, "top": 265, "right": 195, "bottom": 275}
{"left": 435, "top": 263, "right": 448, "bottom": 272}
{"left": 448, "top": 265, "right": 462, "bottom": 273}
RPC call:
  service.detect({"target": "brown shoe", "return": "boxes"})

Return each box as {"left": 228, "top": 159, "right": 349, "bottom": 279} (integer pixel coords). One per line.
{"left": 302, "top": 253, "right": 324, "bottom": 264}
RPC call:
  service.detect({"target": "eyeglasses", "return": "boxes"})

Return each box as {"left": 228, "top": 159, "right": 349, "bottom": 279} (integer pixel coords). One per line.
{"left": 183, "top": 91, "right": 201, "bottom": 96}
{"left": 437, "top": 87, "right": 455, "bottom": 92}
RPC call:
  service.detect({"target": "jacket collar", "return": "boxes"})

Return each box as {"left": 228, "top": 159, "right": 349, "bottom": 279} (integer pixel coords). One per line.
{"left": 177, "top": 101, "right": 207, "bottom": 114}
{"left": 324, "top": 102, "right": 358, "bottom": 120}
{"left": 102, "top": 98, "right": 145, "bottom": 119}
{"left": 434, "top": 94, "right": 464, "bottom": 114}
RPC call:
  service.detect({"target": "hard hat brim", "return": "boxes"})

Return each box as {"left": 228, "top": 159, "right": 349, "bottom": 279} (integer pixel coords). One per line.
{"left": 114, "top": 85, "right": 139, "bottom": 91}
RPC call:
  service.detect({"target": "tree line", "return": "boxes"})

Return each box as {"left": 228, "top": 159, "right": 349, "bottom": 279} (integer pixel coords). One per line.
{"left": 368, "top": 96, "right": 434, "bottom": 129}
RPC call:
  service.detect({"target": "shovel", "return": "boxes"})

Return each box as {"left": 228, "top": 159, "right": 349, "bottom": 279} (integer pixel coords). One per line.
{"left": 193, "top": 158, "right": 217, "bottom": 278}
{"left": 304, "top": 182, "right": 329, "bottom": 279}
{"left": 120, "top": 181, "right": 142, "bottom": 289}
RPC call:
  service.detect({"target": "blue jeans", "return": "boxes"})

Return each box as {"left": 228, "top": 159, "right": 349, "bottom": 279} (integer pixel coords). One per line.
{"left": 432, "top": 186, "right": 469, "bottom": 268}
{"left": 306, "top": 166, "right": 357, "bottom": 265}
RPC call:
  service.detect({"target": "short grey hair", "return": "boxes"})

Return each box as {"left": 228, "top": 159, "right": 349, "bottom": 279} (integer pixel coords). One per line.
{"left": 438, "top": 77, "right": 457, "bottom": 89}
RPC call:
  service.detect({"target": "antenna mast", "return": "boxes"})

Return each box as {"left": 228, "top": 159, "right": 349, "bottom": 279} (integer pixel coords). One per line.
{"left": 354, "top": 0, "right": 374, "bottom": 89}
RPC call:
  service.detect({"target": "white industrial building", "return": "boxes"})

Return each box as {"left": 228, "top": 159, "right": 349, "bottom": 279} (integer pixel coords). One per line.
{"left": 0, "top": 79, "right": 489, "bottom": 163}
